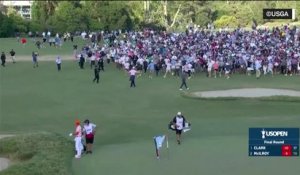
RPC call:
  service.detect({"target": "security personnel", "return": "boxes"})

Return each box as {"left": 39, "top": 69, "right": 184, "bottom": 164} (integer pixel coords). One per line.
{"left": 98, "top": 58, "right": 104, "bottom": 71}
{"left": 93, "top": 65, "right": 100, "bottom": 83}
{"left": 79, "top": 54, "right": 85, "bottom": 69}
{"left": 1, "top": 52, "right": 6, "bottom": 67}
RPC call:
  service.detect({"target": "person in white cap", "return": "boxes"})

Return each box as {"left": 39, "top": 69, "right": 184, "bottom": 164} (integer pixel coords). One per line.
{"left": 172, "top": 112, "right": 187, "bottom": 145}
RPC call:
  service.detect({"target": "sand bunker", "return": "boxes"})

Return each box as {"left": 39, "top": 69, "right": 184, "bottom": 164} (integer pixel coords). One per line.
{"left": 0, "top": 135, "right": 14, "bottom": 140}
{"left": 0, "top": 135, "right": 14, "bottom": 172}
{"left": 193, "top": 88, "right": 300, "bottom": 98}
{"left": 0, "top": 158, "right": 10, "bottom": 172}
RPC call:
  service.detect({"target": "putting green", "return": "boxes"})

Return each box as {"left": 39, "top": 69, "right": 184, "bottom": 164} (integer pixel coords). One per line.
{"left": 72, "top": 137, "right": 300, "bottom": 175}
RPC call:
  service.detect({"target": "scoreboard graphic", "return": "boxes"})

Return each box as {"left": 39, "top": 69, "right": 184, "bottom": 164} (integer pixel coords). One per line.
{"left": 249, "top": 128, "right": 299, "bottom": 157}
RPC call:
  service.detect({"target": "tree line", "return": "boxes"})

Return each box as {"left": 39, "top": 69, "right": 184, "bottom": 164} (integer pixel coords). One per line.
{"left": 0, "top": 1, "right": 299, "bottom": 37}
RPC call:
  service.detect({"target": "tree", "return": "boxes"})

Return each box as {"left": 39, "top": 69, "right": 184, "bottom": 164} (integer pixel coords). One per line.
{"left": 31, "top": 1, "right": 59, "bottom": 30}
{"left": 51, "top": 1, "right": 84, "bottom": 33}
{"left": 0, "top": 13, "right": 15, "bottom": 37}
{"left": 0, "top": 1, "right": 7, "bottom": 15}
{"left": 214, "top": 15, "right": 238, "bottom": 28}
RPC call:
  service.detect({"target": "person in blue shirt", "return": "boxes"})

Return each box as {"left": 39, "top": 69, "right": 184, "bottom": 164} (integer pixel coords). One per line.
{"left": 147, "top": 60, "right": 155, "bottom": 79}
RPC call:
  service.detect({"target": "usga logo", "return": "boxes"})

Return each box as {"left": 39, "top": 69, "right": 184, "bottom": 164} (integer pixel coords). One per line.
{"left": 261, "top": 129, "right": 288, "bottom": 139}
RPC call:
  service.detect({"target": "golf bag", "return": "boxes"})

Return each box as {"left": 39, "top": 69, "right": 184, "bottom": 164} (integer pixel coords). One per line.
{"left": 168, "top": 118, "right": 191, "bottom": 131}
{"left": 168, "top": 121, "right": 176, "bottom": 131}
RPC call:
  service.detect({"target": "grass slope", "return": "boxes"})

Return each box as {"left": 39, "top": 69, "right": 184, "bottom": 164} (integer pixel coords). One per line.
{"left": 1, "top": 61, "right": 300, "bottom": 175}
{"left": 0, "top": 133, "right": 73, "bottom": 175}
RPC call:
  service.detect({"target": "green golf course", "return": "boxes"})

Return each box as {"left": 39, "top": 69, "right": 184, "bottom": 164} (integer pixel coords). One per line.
{"left": 0, "top": 38, "right": 300, "bottom": 175}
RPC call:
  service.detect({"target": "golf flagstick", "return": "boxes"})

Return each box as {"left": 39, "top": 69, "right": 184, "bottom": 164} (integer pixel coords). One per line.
{"left": 166, "top": 134, "right": 169, "bottom": 160}
{"left": 153, "top": 136, "right": 160, "bottom": 159}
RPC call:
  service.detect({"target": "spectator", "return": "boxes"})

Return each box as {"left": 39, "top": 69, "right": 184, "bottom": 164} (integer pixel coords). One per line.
{"left": 1, "top": 52, "right": 6, "bottom": 67}
{"left": 9, "top": 49, "right": 16, "bottom": 63}
{"left": 56, "top": 56, "right": 62, "bottom": 71}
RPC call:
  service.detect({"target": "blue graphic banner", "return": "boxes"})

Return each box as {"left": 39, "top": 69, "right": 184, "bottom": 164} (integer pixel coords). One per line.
{"left": 249, "top": 128, "right": 299, "bottom": 157}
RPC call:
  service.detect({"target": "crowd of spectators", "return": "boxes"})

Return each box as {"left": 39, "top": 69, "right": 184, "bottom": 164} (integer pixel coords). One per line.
{"left": 75, "top": 26, "right": 300, "bottom": 78}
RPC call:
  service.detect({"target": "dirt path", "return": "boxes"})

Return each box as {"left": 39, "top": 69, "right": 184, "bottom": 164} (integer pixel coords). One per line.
{"left": 6, "top": 55, "right": 76, "bottom": 62}
{"left": 193, "top": 88, "right": 300, "bottom": 98}
{"left": 0, "top": 135, "right": 14, "bottom": 172}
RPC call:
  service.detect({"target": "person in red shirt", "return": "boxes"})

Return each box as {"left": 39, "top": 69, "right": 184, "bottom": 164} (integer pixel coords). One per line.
{"left": 21, "top": 38, "right": 27, "bottom": 47}
{"left": 213, "top": 60, "right": 219, "bottom": 78}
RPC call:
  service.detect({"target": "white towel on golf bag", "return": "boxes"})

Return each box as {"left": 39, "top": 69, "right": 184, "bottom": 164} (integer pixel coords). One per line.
{"left": 183, "top": 122, "right": 191, "bottom": 133}
{"left": 170, "top": 122, "right": 191, "bottom": 132}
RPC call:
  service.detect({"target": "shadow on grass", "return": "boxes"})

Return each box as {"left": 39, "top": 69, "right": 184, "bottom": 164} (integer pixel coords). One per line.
{"left": 181, "top": 92, "right": 300, "bottom": 103}
{"left": 0, "top": 132, "right": 73, "bottom": 175}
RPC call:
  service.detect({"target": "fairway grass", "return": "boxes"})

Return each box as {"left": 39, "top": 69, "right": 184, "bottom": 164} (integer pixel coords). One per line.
{"left": 1, "top": 61, "right": 300, "bottom": 175}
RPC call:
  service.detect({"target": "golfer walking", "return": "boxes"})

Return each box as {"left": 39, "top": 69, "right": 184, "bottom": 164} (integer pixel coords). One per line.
{"left": 172, "top": 112, "right": 187, "bottom": 145}
{"left": 83, "top": 119, "right": 96, "bottom": 154}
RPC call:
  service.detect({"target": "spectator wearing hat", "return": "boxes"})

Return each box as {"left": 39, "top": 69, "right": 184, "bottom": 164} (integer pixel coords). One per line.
{"left": 83, "top": 119, "right": 96, "bottom": 154}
